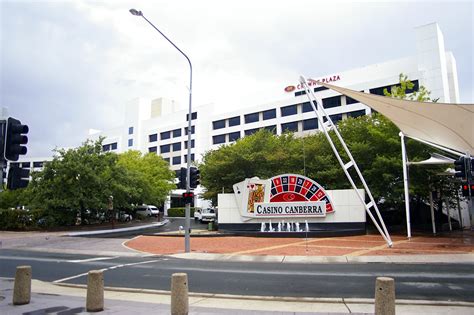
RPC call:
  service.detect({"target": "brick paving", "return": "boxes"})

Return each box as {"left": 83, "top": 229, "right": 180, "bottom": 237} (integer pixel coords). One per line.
{"left": 124, "top": 231, "right": 474, "bottom": 256}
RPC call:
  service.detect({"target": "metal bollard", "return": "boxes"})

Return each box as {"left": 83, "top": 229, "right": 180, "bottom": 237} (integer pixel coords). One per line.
{"left": 171, "top": 273, "right": 189, "bottom": 315}
{"left": 374, "top": 277, "right": 396, "bottom": 315}
{"left": 13, "top": 265, "right": 31, "bottom": 305}
{"left": 86, "top": 270, "right": 104, "bottom": 312}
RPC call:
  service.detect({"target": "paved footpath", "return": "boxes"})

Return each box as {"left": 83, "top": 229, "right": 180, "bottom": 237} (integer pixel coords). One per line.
{"left": 2, "top": 278, "right": 474, "bottom": 315}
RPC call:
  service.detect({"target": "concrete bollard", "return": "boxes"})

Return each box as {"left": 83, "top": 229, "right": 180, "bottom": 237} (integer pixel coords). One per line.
{"left": 13, "top": 265, "right": 32, "bottom": 305}
{"left": 171, "top": 273, "right": 189, "bottom": 315}
{"left": 86, "top": 270, "right": 104, "bottom": 312}
{"left": 374, "top": 277, "right": 396, "bottom": 315}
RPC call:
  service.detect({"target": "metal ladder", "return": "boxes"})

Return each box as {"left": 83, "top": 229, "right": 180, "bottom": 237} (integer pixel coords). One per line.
{"left": 300, "top": 76, "right": 393, "bottom": 247}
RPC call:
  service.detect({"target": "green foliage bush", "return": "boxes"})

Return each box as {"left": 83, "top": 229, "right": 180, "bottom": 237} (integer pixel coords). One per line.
{"left": 0, "top": 208, "right": 76, "bottom": 230}
{"left": 167, "top": 207, "right": 200, "bottom": 217}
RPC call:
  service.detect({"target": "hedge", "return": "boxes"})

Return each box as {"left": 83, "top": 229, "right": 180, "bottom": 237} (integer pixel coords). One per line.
{"left": 167, "top": 207, "right": 200, "bottom": 217}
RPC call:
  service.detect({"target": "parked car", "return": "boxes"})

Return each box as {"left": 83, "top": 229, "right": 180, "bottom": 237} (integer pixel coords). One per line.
{"left": 136, "top": 205, "right": 159, "bottom": 217}
{"left": 197, "top": 208, "right": 216, "bottom": 223}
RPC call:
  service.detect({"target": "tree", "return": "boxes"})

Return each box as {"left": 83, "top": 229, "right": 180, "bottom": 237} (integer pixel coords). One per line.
{"left": 27, "top": 139, "right": 118, "bottom": 223}
{"left": 383, "top": 73, "right": 438, "bottom": 102}
{"left": 116, "top": 150, "right": 176, "bottom": 206}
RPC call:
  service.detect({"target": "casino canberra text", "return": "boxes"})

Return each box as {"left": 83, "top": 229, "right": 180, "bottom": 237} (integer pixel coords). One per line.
{"left": 255, "top": 202, "right": 326, "bottom": 217}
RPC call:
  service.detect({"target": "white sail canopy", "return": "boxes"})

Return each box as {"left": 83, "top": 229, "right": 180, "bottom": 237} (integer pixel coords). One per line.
{"left": 315, "top": 82, "right": 474, "bottom": 154}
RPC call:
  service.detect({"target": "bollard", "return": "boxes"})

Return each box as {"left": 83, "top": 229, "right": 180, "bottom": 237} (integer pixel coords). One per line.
{"left": 86, "top": 270, "right": 104, "bottom": 312}
{"left": 374, "top": 277, "right": 396, "bottom": 315}
{"left": 13, "top": 265, "right": 32, "bottom": 305}
{"left": 171, "top": 273, "right": 189, "bottom": 315}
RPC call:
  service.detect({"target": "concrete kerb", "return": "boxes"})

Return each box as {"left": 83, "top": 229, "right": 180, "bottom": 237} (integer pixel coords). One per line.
{"left": 52, "top": 282, "right": 474, "bottom": 308}
{"left": 168, "top": 252, "right": 474, "bottom": 264}
{"left": 66, "top": 219, "right": 169, "bottom": 237}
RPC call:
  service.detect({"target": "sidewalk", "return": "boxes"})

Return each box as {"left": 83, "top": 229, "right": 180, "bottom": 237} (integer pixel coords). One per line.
{"left": 1, "top": 278, "right": 474, "bottom": 315}
{"left": 124, "top": 230, "right": 474, "bottom": 262}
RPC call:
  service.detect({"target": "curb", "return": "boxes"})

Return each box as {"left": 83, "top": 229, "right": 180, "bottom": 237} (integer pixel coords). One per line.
{"left": 66, "top": 220, "right": 169, "bottom": 237}
{"left": 53, "top": 282, "right": 474, "bottom": 307}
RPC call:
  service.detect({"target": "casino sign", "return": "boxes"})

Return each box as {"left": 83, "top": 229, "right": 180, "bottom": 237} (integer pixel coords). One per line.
{"left": 233, "top": 174, "right": 334, "bottom": 219}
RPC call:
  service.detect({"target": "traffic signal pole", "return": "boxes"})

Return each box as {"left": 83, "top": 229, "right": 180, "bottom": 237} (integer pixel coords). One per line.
{"left": 0, "top": 119, "right": 6, "bottom": 192}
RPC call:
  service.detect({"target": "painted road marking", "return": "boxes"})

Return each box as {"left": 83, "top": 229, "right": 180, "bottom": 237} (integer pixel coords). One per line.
{"left": 66, "top": 256, "right": 119, "bottom": 263}
{"left": 53, "top": 259, "right": 161, "bottom": 284}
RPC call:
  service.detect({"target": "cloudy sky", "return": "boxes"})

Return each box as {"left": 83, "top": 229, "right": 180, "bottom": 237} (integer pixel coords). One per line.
{"left": 1, "top": 0, "right": 473, "bottom": 157}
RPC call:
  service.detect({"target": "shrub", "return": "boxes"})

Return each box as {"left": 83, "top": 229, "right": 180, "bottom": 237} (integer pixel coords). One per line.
{"left": 167, "top": 207, "right": 200, "bottom": 217}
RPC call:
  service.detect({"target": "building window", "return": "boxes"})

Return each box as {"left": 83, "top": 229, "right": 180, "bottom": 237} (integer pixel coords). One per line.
{"left": 164, "top": 157, "right": 170, "bottom": 164}
{"left": 264, "top": 125, "right": 277, "bottom": 134}
{"left": 185, "top": 125, "right": 195, "bottom": 135}
{"left": 184, "top": 139, "right": 195, "bottom": 149}
{"left": 347, "top": 109, "right": 366, "bottom": 118}
{"left": 281, "top": 121, "right": 299, "bottom": 132}
{"left": 184, "top": 154, "right": 195, "bottom": 163}
{"left": 323, "top": 114, "right": 343, "bottom": 124}
{"left": 346, "top": 96, "right": 359, "bottom": 105}
{"left": 173, "top": 128, "right": 182, "bottom": 137}
{"left": 228, "top": 131, "right": 240, "bottom": 142}
{"left": 244, "top": 128, "right": 259, "bottom": 136}
{"left": 172, "top": 142, "right": 182, "bottom": 151}
{"left": 172, "top": 156, "right": 181, "bottom": 165}
{"left": 262, "top": 109, "right": 276, "bottom": 120}
{"left": 128, "top": 126, "right": 134, "bottom": 135}
{"left": 128, "top": 139, "right": 133, "bottom": 147}
{"left": 228, "top": 116, "right": 240, "bottom": 127}
{"left": 281, "top": 104, "right": 297, "bottom": 117}
{"left": 213, "top": 119, "right": 226, "bottom": 130}
{"left": 314, "top": 86, "right": 328, "bottom": 92}
{"left": 33, "top": 161, "right": 44, "bottom": 168}
{"left": 322, "top": 96, "right": 341, "bottom": 108}
{"left": 161, "top": 131, "right": 171, "bottom": 140}
{"left": 149, "top": 146, "right": 157, "bottom": 153}
{"left": 302, "top": 102, "right": 315, "bottom": 113}
{"left": 103, "top": 142, "right": 117, "bottom": 152}
{"left": 160, "top": 144, "right": 170, "bottom": 154}
{"left": 186, "top": 112, "right": 198, "bottom": 121}
{"left": 213, "top": 134, "right": 226, "bottom": 144}
{"left": 21, "top": 162, "right": 30, "bottom": 168}
{"left": 149, "top": 134, "right": 158, "bottom": 142}
{"left": 295, "top": 90, "right": 306, "bottom": 97}
{"left": 244, "top": 112, "right": 259, "bottom": 124}
{"left": 302, "top": 118, "right": 318, "bottom": 131}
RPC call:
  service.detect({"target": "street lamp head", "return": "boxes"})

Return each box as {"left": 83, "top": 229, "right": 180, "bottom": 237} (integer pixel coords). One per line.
{"left": 129, "top": 9, "right": 143, "bottom": 16}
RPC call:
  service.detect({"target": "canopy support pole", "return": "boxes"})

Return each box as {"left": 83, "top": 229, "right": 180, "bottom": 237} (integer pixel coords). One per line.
{"left": 400, "top": 132, "right": 411, "bottom": 239}
{"left": 429, "top": 190, "right": 436, "bottom": 235}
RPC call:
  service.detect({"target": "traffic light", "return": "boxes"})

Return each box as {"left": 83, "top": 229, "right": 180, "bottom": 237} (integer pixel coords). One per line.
{"left": 182, "top": 191, "right": 194, "bottom": 204}
{"left": 461, "top": 182, "right": 473, "bottom": 197}
{"left": 4, "top": 117, "right": 29, "bottom": 161}
{"left": 7, "top": 166, "right": 30, "bottom": 190}
{"left": 189, "top": 166, "right": 200, "bottom": 189}
{"left": 454, "top": 157, "right": 467, "bottom": 180}
{"left": 177, "top": 167, "right": 187, "bottom": 189}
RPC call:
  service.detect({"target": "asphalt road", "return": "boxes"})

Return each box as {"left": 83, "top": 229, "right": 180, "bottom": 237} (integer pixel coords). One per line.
{"left": 95, "top": 217, "right": 207, "bottom": 238}
{"left": 1, "top": 248, "right": 473, "bottom": 302}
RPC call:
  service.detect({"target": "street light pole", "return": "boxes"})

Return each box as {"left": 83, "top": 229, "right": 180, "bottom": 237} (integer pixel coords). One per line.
{"left": 130, "top": 9, "right": 193, "bottom": 253}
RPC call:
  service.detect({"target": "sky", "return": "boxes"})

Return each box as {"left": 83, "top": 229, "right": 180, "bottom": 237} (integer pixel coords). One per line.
{"left": 1, "top": 0, "right": 473, "bottom": 157}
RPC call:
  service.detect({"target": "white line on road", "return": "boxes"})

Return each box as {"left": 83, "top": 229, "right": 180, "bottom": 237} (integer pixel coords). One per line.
{"left": 66, "top": 256, "right": 119, "bottom": 263}
{"left": 53, "top": 259, "right": 161, "bottom": 284}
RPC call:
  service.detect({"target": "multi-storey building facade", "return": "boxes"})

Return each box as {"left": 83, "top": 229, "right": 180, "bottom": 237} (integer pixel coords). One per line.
{"left": 11, "top": 23, "right": 461, "bottom": 211}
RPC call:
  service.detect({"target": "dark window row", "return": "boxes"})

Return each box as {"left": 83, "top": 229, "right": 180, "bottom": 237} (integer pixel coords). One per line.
{"left": 128, "top": 139, "right": 133, "bottom": 147}
{"left": 160, "top": 142, "right": 184, "bottom": 154}
{"left": 212, "top": 116, "right": 241, "bottom": 130}
{"left": 128, "top": 126, "right": 134, "bottom": 135}
{"left": 103, "top": 142, "right": 118, "bottom": 152}
{"left": 186, "top": 112, "right": 197, "bottom": 121}
{"left": 155, "top": 127, "right": 185, "bottom": 142}
{"left": 244, "top": 112, "right": 259, "bottom": 124}
{"left": 294, "top": 86, "right": 329, "bottom": 97}
{"left": 347, "top": 109, "right": 366, "bottom": 118}
{"left": 369, "top": 80, "right": 419, "bottom": 96}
